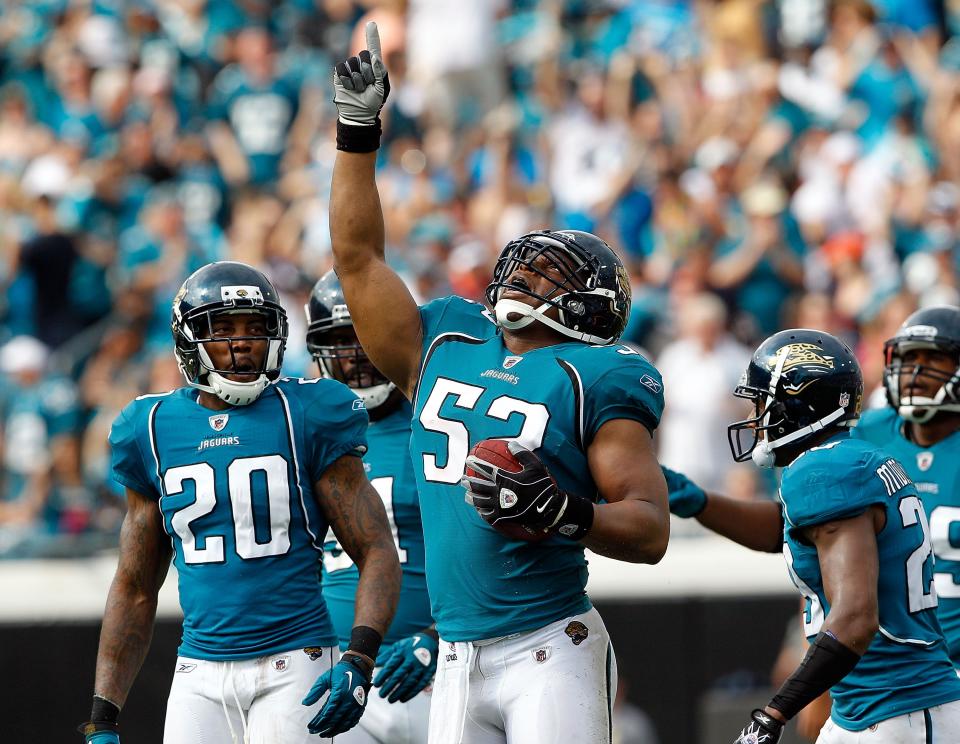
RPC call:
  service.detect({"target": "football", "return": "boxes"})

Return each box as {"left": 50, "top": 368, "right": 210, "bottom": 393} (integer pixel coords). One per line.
{"left": 465, "top": 439, "right": 550, "bottom": 543}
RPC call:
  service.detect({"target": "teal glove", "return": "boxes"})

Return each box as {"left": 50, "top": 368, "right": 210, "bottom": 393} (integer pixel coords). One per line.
{"left": 78, "top": 722, "right": 120, "bottom": 744}
{"left": 303, "top": 653, "right": 372, "bottom": 737}
{"left": 373, "top": 633, "right": 439, "bottom": 703}
{"left": 661, "top": 466, "right": 707, "bottom": 518}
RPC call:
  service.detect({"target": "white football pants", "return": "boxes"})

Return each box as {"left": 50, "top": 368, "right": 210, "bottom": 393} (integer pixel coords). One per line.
{"left": 816, "top": 700, "right": 960, "bottom": 743}
{"left": 427, "top": 607, "right": 617, "bottom": 744}
{"left": 163, "top": 645, "right": 336, "bottom": 744}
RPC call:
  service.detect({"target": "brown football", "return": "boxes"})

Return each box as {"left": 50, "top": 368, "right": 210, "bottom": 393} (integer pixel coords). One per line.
{"left": 465, "top": 439, "right": 550, "bottom": 543}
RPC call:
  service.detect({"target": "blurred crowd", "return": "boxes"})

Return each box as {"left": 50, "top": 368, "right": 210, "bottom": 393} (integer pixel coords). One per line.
{"left": 1, "top": 0, "right": 959, "bottom": 558}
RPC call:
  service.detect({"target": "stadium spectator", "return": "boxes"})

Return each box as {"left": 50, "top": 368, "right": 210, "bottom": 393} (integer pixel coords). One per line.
{"left": 656, "top": 292, "right": 752, "bottom": 494}
{"left": 0, "top": 0, "right": 956, "bottom": 548}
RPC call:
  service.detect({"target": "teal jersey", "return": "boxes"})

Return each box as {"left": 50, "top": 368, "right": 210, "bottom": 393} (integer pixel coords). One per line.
{"left": 412, "top": 296, "right": 664, "bottom": 641}
{"left": 852, "top": 407, "right": 960, "bottom": 665}
{"left": 780, "top": 433, "right": 960, "bottom": 731}
{"left": 109, "top": 379, "right": 368, "bottom": 660}
{"left": 320, "top": 400, "right": 432, "bottom": 648}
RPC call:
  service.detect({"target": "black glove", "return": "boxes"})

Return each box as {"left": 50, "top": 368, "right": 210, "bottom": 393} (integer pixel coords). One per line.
{"left": 462, "top": 441, "right": 593, "bottom": 540}
{"left": 733, "top": 709, "right": 784, "bottom": 744}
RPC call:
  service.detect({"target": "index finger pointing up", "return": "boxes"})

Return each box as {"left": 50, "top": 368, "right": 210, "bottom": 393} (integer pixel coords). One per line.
{"left": 365, "top": 21, "right": 382, "bottom": 61}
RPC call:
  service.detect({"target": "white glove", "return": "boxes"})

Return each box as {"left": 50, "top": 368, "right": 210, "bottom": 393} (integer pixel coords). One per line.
{"left": 333, "top": 21, "right": 390, "bottom": 127}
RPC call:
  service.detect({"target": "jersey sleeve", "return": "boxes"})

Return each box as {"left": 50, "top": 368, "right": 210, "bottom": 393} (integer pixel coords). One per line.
{"left": 780, "top": 442, "right": 888, "bottom": 529}
{"left": 418, "top": 295, "right": 498, "bottom": 359}
{"left": 582, "top": 350, "right": 665, "bottom": 442}
{"left": 108, "top": 401, "right": 159, "bottom": 498}
{"left": 304, "top": 381, "right": 370, "bottom": 482}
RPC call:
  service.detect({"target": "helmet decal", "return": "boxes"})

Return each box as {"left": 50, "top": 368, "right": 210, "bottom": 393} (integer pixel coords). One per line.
{"left": 767, "top": 343, "right": 835, "bottom": 375}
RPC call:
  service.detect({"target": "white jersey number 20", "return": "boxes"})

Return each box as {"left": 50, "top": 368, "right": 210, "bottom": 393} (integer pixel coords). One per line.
{"left": 163, "top": 455, "right": 292, "bottom": 565}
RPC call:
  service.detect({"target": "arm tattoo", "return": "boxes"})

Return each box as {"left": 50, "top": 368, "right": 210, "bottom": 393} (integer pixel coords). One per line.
{"left": 94, "top": 490, "right": 172, "bottom": 707}
{"left": 318, "top": 456, "right": 400, "bottom": 636}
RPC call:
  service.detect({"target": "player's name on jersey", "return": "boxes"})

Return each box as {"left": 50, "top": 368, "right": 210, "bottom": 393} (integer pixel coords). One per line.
{"left": 197, "top": 435, "right": 241, "bottom": 451}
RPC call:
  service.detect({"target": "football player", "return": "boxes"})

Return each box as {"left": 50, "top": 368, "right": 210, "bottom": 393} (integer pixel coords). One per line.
{"left": 80, "top": 262, "right": 401, "bottom": 744}
{"left": 852, "top": 306, "right": 960, "bottom": 665}
{"left": 666, "top": 329, "right": 960, "bottom": 742}
{"left": 326, "top": 24, "right": 670, "bottom": 744}
{"left": 307, "top": 270, "right": 435, "bottom": 744}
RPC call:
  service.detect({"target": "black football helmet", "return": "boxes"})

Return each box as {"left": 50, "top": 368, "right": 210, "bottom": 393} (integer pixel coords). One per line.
{"left": 305, "top": 270, "right": 394, "bottom": 408}
{"left": 171, "top": 261, "right": 287, "bottom": 405}
{"left": 484, "top": 229, "right": 631, "bottom": 345}
{"left": 728, "top": 329, "right": 863, "bottom": 468}
{"left": 883, "top": 305, "right": 960, "bottom": 423}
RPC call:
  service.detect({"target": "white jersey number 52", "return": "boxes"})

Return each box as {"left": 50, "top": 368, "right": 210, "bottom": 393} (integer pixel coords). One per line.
{"left": 418, "top": 379, "right": 550, "bottom": 484}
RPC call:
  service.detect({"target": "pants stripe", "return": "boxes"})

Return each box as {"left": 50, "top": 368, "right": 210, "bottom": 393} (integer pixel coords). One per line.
{"left": 604, "top": 642, "right": 613, "bottom": 744}
{"left": 924, "top": 708, "right": 933, "bottom": 744}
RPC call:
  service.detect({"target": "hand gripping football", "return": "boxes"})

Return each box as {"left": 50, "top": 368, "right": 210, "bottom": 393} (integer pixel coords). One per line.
{"left": 464, "top": 439, "right": 551, "bottom": 543}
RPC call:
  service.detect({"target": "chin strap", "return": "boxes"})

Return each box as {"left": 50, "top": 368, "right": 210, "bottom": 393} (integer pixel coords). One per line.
{"left": 898, "top": 393, "right": 960, "bottom": 423}
{"left": 206, "top": 371, "right": 270, "bottom": 406}
{"left": 188, "top": 342, "right": 279, "bottom": 406}
{"left": 357, "top": 381, "right": 395, "bottom": 409}
{"left": 752, "top": 406, "right": 848, "bottom": 468}
{"left": 318, "top": 359, "right": 395, "bottom": 410}
{"left": 493, "top": 297, "right": 615, "bottom": 345}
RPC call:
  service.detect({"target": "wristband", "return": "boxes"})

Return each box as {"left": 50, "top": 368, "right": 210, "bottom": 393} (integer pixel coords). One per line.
{"left": 349, "top": 625, "right": 383, "bottom": 662}
{"left": 769, "top": 631, "right": 861, "bottom": 720}
{"left": 552, "top": 492, "right": 594, "bottom": 541}
{"left": 336, "top": 119, "right": 381, "bottom": 153}
{"left": 90, "top": 695, "right": 120, "bottom": 724}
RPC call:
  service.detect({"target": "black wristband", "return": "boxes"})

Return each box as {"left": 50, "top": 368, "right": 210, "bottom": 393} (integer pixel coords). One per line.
{"left": 769, "top": 631, "right": 861, "bottom": 720}
{"left": 348, "top": 625, "right": 383, "bottom": 661}
{"left": 90, "top": 695, "right": 120, "bottom": 724}
{"left": 336, "top": 119, "right": 382, "bottom": 153}
{"left": 553, "top": 492, "right": 594, "bottom": 541}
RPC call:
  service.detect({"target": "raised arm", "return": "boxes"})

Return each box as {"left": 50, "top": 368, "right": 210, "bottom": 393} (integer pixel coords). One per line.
{"left": 85, "top": 487, "right": 172, "bottom": 738}
{"left": 315, "top": 453, "right": 400, "bottom": 645}
{"left": 329, "top": 22, "right": 423, "bottom": 398}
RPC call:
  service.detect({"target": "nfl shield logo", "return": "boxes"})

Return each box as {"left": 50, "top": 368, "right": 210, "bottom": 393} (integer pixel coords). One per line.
{"left": 917, "top": 452, "right": 934, "bottom": 472}
{"left": 209, "top": 414, "right": 229, "bottom": 432}
{"left": 532, "top": 646, "right": 551, "bottom": 663}
{"left": 273, "top": 656, "right": 289, "bottom": 672}
{"left": 503, "top": 356, "right": 523, "bottom": 369}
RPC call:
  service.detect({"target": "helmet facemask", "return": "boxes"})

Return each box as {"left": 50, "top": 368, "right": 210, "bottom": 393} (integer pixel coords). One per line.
{"left": 883, "top": 340, "right": 960, "bottom": 423}
{"left": 176, "top": 306, "right": 287, "bottom": 406}
{"left": 306, "top": 324, "right": 394, "bottom": 410}
{"left": 485, "top": 232, "right": 625, "bottom": 344}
